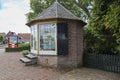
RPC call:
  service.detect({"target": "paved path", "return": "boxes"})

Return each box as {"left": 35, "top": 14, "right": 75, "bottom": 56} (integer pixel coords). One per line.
{"left": 0, "top": 44, "right": 6, "bottom": 53}
{"left": 59, "top": 68, "right": 120, "bottom": 80}
{"left": 0, "top": 50, "right": 119, "bottom": 80}
{"left": 0, "top": 49, "right": 5, "bottom": 53}
{"left": 0, "top": 52, "right": 62, "bottom": 80}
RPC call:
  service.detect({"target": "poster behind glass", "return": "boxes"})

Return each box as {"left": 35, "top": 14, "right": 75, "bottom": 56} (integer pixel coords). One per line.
{"left": 31, "top": 26, "right": 37, "bottom": 50}
{"left": 9, "top": 36, "right": 18, "bottom": 44}
{"left": 40, "top": 23, "right": 55, "bottom": 51}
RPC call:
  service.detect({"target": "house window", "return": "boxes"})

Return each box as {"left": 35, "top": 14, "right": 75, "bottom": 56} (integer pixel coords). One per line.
{"left": 31, "top": 25, "right": 37, "bottom": 51}
{"left": 40, "top": 23, "right": 56, "bottom": 51}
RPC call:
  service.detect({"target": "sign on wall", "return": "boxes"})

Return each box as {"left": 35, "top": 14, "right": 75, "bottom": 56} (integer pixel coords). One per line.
{"left": 8, "top": 36, "right": 18, "bottom": 48}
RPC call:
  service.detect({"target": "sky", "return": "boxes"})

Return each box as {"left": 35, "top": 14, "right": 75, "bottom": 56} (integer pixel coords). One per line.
{"left": 0, "top": 0, "right": 30, "bottom": 34}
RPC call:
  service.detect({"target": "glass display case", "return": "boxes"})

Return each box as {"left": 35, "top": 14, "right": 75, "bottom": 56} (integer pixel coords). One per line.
{"left": 40, "top": 23, "right": 55, "bottom": 51}
{"left": 39, "top": 23, "right": 57, "bottom": 55}
{"left": 31, "top": 25, "right": 37, "bottom": 52}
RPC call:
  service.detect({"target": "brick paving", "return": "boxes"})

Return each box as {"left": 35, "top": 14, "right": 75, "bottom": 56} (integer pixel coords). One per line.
{"left": 0, "top": 50, "right": 62, "bottom": 80}
{"left": 0, "top": 49, "right": 119, "bottom": 80}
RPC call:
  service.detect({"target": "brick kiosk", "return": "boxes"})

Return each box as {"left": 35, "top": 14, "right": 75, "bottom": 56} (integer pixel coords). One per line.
{"left": 26, "top": 1, "right": 86, "bottom": 68}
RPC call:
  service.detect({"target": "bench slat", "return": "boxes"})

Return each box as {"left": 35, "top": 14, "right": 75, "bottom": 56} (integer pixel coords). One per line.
{"left": 20, "top": 57, "right": 31, "bottom": 63}
{"left": 26, "top": 54, "right": 37, "bottom": 59}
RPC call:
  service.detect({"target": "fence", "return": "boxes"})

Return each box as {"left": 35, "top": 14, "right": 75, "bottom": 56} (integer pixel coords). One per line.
{"left": 83, "top": 53, "right": 120, "bottom": 73}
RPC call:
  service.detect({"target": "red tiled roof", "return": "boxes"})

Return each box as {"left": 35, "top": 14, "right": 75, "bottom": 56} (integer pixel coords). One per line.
{"left": 18, "top": 33, "right": 30, "bottom": 39}
{"left": 0, "top": 32, "right": 6, "bottom": 37}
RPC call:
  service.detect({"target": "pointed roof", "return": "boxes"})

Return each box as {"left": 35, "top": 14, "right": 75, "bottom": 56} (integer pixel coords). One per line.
{"left": 34, "top": 1, "right": 80, "bottom": 20}
{"left": 27, "top": 1, "right": 86, "bottom": 26}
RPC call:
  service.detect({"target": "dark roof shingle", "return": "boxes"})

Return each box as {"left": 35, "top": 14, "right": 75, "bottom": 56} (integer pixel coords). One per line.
{"left": 34, "top": 1, "right": 80, "bottom": 20}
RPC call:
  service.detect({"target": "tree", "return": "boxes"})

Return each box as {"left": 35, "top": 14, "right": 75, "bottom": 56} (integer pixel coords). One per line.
{"left": 0, "top": 34, "right": 4, "bottom": 44}
{"left": 84, "top": 0, "right": 120, "bottom": 54}
{"left": 27, "top": 0, "right": 53, "bottom": 21}
{"left": 74, "top": 0, "right": 92, "bottom": 21}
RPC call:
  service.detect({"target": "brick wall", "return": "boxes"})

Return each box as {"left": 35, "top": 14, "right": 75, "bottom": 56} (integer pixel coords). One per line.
{"left": 39, "top": 56, "right": 58, "bottom": 67}
{"left": 58, "top": 20, "right": 84, "bottom": 68}
{"left": 38, "top": 20, "right": 84, "bottom": 68}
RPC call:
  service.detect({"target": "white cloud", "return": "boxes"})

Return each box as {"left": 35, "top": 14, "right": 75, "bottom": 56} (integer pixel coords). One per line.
{"left": 0, "top": 0, "right": 30, "bottom": 34}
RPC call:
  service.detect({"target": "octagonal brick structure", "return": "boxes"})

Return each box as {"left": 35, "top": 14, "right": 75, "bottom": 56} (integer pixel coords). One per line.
{"left": 26, "top": 1, "right": 86, "bottom": 68}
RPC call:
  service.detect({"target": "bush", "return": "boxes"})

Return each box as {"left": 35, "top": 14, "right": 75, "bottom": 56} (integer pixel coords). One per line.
{"left": 5, "top": 46, "right": 30, "bottom": 52}
{"left": 21, "top": 50, "right": 30, "bottom": 56}
{"left": 18, "top": 43, "right": 30, "bottom": 47}
{"left": 5, "top": 43, "right": 30, "bottom": 52}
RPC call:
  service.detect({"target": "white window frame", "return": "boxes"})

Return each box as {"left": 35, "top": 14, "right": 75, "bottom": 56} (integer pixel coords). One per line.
{"left": 39, "top": 23, "right": 57, "bottom": 55}
{"left": 31, "top": 25, "right": 37, "bottom": 54}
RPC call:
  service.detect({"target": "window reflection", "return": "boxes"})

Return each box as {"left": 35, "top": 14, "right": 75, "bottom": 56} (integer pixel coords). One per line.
{"left": 31, "top": 26, "right": 37, "bottom": 50}
{"left": 40, "top": 23, "right": 55, "bottom": 51}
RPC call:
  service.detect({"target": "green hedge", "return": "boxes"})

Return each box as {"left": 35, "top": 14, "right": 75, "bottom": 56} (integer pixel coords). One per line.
{"left": 5, "top": 43, "right": 30, "bottom": 52}
{"left": 5, "top": 46, "right": 30, "bottom": 52}
{"left": 18, "top": 43, "right": 30, "bottom": 47}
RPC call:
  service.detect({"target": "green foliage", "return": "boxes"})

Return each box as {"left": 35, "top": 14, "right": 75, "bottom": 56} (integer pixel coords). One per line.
{"left": 18, "top": 43, "right": 30, "bottom": 47}
{"left": 0, "top": 34, "right": 4, "bottom": 44}
{"left": 27, "top": 0, "right": 54, "bottom": 21}
{"left": 84, "top": 0, "right": 120, "bottom": 54}
{"left": 59, "top": 0, "right": 82, "bottom": 18}
{"left": 75, "top": 0, "right": 92, "bottom": 20}
{"left": 21, "top": 50, "right": 30, "bottom": 56}
{"left": 5, "top": 47, "right": 30, "bottom": 52}
{"left": 5, "top": 43, "right": 30, "bottom": 52}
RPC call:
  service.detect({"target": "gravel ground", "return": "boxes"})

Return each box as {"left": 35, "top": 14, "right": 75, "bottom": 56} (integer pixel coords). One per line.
{"left": 0, "top": 49, "right": 119, "bottom": 80}
{"left": 59, "top": 68, "right": 120, "bottom": 80}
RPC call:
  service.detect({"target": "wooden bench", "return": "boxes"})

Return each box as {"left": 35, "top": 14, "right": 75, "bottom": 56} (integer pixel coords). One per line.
{"left": 25, "top": 54, "right": 38, "bottom": 65}
{"left": 20, "top": 57, "right": 31, "bottom": 66}
{"left": 25, "top": 54, "right": 37, "bottom": 59}
{"left": 20, "top": 53, "right": 38, "bottom": 66}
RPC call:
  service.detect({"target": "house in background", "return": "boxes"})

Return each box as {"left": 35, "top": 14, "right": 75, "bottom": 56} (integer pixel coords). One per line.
{"left": 4, "top": 31, "right": 17, "bottom": 44}
{"left": 0, "top": 32, "right": 6, "bottom": 37}
{"left": 18, "top": 33, "right": 30, "bottom": 43}
{"left": 0, "top": 31, "right": 30, "bottom": 45}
